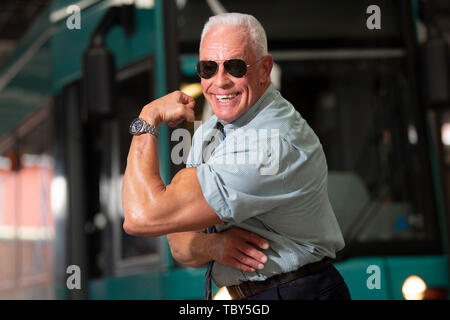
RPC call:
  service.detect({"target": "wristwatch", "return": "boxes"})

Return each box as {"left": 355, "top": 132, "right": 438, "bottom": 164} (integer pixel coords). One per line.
{"left": 129, "top": 118, "right": 159, "bottom": 137}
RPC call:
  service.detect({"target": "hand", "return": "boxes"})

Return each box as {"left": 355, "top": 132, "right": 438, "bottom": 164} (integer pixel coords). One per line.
{"left": 209, "top": 227, "right": 270, "bottom": 273}
{"left": 139, "top": 91, "right": 195, "bottom": 128}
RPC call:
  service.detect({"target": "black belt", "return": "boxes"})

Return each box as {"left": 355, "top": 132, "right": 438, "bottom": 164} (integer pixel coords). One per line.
{"left": 226, "top": 257, "right": 334, "bottom": 300}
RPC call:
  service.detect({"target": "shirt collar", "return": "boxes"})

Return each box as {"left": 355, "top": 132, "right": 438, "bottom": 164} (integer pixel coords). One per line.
{"left": 215, "top": 83, "right": 276, "bottom": 129}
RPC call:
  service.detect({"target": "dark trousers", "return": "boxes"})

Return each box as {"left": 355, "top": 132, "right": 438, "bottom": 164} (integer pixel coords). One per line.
{"left": 245, "top": 264, "right": 351, "bottom": 300}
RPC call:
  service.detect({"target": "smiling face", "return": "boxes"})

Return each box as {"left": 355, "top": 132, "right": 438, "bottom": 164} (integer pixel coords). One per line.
{"left": 199, "top": 25, "right": 272, "bottom": 124}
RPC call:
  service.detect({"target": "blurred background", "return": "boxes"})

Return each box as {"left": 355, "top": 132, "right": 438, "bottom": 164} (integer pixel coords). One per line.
{"left": 0, "top": 0, "right": 449, "bottom": 300}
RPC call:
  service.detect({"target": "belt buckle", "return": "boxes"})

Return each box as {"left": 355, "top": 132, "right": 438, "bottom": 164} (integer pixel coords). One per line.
{"left": 228, "top": 285, "right": 246, "bottom": 300}
{"left": 235, "top": 285, "right": 246, "bottom": 299}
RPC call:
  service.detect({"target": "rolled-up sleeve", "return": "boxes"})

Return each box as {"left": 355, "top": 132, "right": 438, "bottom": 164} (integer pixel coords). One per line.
{"left": 196, "top": 163, "right": 233, "bottom": 221}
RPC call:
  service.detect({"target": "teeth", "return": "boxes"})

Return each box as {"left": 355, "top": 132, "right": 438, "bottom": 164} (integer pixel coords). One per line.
{"left": 216, "top": 93, "right": 237, "bottom": 101}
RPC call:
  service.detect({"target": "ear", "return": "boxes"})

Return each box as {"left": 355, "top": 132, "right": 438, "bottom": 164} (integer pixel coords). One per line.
{"left": 259, "top": 54, "right": 273, "bottom": 83}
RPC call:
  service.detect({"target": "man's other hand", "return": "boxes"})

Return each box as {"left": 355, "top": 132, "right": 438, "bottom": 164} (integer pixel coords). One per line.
{"left": 210, "top": 227, "right": 270, "bottom": 273}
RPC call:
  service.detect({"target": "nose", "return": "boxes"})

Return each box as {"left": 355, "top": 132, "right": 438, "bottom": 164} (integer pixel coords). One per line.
{"left": 213, "top": 63, "right": 233, "bottom": 88}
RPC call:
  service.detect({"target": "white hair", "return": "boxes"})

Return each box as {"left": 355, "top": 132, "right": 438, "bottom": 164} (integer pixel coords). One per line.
{"left": 200, "top": 13, "right": 268, "bottom": 59}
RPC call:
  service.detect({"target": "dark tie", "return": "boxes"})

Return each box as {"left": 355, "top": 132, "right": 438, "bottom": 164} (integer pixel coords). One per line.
{"left": 216, "top": 121, "right": 226, "bottom": 139}
{"left": 204, "top": 121, "right": 226, "bottom": 300}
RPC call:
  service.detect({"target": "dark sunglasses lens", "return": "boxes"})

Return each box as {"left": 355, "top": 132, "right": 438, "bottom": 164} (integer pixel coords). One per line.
{"left": 197, "top": 61, "right": 218, "bottom": 79}
{"left": 224, "top": 59, "right": 247, "bottom": 78}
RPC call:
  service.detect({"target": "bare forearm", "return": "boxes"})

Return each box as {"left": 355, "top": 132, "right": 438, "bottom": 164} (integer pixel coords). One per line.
{"left": 167, "top": 231, "right": 215, "bottom": 268}
{"left": 126, "top": 133, "right": 164, "bottom": 198}
{"left": 122, "top": 132, "right": 165, "bottom": 231}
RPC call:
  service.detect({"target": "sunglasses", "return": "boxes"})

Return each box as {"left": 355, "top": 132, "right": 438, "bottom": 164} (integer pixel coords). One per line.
{"left": 196, "top": 58, "right": 261, "bottom": 79}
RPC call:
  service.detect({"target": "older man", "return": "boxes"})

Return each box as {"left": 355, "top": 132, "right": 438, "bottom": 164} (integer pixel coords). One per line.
{"left": 122, "top": 13, "right": 350, "bottom": 300}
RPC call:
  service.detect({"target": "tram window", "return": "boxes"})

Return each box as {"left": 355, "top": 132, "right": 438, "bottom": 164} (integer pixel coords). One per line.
{"left": 177, "top": 0, "right": 401, "bottom": 54}
{"left": 0, "top": 147, "right": 17, "bottom": 291}
{"left": 278, "top": 59, "right": 438, "bottom": 248}
{"left": 16, "top": 116, "right": 54, "bottom": 289}
{"left": 117, "top": 68, "right": 161, "bottom": 262}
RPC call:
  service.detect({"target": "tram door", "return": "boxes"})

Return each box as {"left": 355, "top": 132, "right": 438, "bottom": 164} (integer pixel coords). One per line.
{"left": 59, "top": 58, "right": 167, "bottom": 299}
{"left": 277, "top": 56, "right": 441, "bottom": 254}
{"left": 93, "top": 60, "right": 166, "bottom": 279}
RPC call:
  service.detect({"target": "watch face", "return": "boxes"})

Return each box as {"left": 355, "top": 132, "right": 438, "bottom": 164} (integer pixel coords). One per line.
{"left": 129, "top": 118, "right": 144, "bottom": 135}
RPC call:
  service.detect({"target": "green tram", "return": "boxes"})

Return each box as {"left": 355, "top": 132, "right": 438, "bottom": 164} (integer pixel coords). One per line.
{"left": 0, "top": 0, "right": 448, "bottom": 300}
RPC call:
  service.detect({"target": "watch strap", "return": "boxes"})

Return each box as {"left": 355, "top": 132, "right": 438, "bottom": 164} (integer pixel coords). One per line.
{"left": 142, "top": 120, "right": 159, "bottom": 137}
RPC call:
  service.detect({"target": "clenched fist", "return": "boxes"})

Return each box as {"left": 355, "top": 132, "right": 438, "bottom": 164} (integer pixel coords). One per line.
{"left": 139, "top": 91, "right": 196, "bottom": 128}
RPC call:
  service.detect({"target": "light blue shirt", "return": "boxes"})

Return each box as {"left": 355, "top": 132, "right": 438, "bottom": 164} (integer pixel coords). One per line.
{"left": 186, "top": 83, "right": 345, "bottom": 287}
